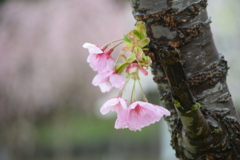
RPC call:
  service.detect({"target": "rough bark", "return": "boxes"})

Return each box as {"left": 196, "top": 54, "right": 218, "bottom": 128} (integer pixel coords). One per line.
{"left": 129, "top": 0, "right": 240, "bottom": 159}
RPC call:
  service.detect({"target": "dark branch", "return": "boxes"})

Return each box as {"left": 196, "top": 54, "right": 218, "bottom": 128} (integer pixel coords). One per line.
{"left": 130, "top": 0, "right": 240, "bottom": 159}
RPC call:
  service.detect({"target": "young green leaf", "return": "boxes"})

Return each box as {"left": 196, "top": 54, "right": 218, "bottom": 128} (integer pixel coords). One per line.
{"left": 135, "top": 21, "right": 147, "bottom": 39}
{"left": 137, "top": 38, "right": 150, "bottom": 48}
{"left": 123, "top": 34, "right": 132, "bottom": 44}
{"left": 116, "top": 62, "right": 129, "bottom": 74}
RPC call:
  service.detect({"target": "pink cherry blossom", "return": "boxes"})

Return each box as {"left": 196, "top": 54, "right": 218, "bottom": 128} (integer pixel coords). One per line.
{"left": 92, "top": 70, "right": 125, "bottom": 93}
{"left": 83, "top": 42, "right": 114, "bottom": 72}
{"left": 100, "top": 97, "right": 127, "bottom": 114}
{"left": 127, "top": 101, "right": 170, "bottom": 131}
{"left": 100, "top": 97, "right": 128, "bottom": 129}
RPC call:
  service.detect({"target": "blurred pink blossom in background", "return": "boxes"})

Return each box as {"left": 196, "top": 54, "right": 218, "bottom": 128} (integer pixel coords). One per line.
{"left": 0, "top": 0, "right": 134, "bottom": 120}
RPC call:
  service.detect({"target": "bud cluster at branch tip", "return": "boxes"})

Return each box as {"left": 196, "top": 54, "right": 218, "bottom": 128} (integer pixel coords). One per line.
{"left": 83, "top": 21, "right": 170, "bottom": 131}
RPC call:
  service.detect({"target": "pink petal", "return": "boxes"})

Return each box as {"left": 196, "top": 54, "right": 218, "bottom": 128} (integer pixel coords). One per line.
{"left": 128, "top": 104, "right": 154, "bottom": 131}
{"left": 117, "top": 98, "right": 128, "bottom": 110}
{"left": 109, "top": 73, "right": 125, "bottom": 89}
{"left": 114, "top": 101, "right": 129, "bottom": 129}
{"left": 154, "top": 105, "right": 171, "bottom": 116}
{"left": 127, "top": 101, "right": 170, "bottom": 131}
{"left": 126, "top": 63, "right": 148, "bottom": 76}
{"left": 139, "top": 68, "right": 148, "bottom": 76}
{"left": 100, "top": 97, "right": 126, "bottom": 115}
{"left": 83, "top": 42, "right": 103, "bottom": 54}
{"left": 87, "top": 53, "right": 115, "bottom": 72}
{"left": 142, "top": 103, "right": 171, "bottom": 117}
{"left": 92, "top": 71, "right": 113, "bottom": 86}
{"left": 98, "top": 81, "right": 112, "bottom": 93}
{"left": 104, "top": 57, "right": 115, "bottom": 71}
{"left": 95, "top": 55, "right": 114, "bottom": 72}
{"left": 100, "top": 97, "right": 128, "bottom": 129}
{"left": 115, "top": 114, "right": 128, "bottom": 129}
{"left": 87, "top": 54, "right": 100, "bottom": 70}
{"left": 126, "top": 63, "right": 137, "bottom": 73}
{"left": 87, "top": 53, "right": 95, "bottom": 63}
{"left": 100, "top": 97, "right": 129, "bottom": 129}
{"left": 92, "top": 54, "right": 108, "bottom": 71}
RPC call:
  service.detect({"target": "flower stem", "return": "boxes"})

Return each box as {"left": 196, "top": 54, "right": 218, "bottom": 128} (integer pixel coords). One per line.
{"left": 137, "top": 79, "right": 148, "bottom": 102}
{"left": 105, "top": 39, "right": 123, "bottom": 47}
{"left": 118, "top": 78, "right": 130, "bottom": 97}
{"left": 130, "top": 80, "right": 136, "bottom": 104}
{"left": 133, "top": 81, "right": 137, "bottom": 102}
{"left": 114, "top": 50, "right": 124, "bottom": 69}
{"left": 112, "top": 42, "right": 123, "bottom": 49}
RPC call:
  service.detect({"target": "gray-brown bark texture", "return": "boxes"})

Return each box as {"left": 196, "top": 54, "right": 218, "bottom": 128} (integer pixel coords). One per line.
{"left": 129, "top": 0, "right": 240, "bottom": 159}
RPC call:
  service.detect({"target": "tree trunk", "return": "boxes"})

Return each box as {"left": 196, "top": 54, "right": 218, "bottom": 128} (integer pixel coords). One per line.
{"left": 129, "top": 0, "right": 240, "bottom": 159}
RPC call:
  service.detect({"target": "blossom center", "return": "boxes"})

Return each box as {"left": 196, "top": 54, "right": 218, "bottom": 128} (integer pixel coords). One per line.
{"left": 134, "top": 104, "right": 142, "bottom": 114}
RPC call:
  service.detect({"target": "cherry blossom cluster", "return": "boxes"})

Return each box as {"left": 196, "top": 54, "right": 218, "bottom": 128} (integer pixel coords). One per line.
{"left": 83, "top": 22, "right": 170, "bottom": 131}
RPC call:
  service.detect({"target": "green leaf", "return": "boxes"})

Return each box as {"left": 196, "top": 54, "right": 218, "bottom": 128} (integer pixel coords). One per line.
{"left": 116, "top": 62, "right": 129, "bottom": 74}
{"left": 142, "top": 54, "right": 152, "bottom": 65}
{"left": 131, "top": 29, "right": 141, "bottom": 40}
{"left": 122, "top": 45, "right": 133, "bottom": 52}
{"left": 123, "top": 34, "right": 132, "bottom": 44}
{"left": 120, "top": 54, "right": 128, "bottom": 62}
{"left": 127, "top": 54, "right": 137, "bottom": 63}
{"left": 146, "top": 56, "right": 152, "bottom": 64}
{"left": 133, "top": 47, "right": 144, "bottom": 61}
{"left": 137, "top": 37, "right": 150, "bottom": 48}
{"left": 135, "top": 21, "right": 147, "bottom": 39}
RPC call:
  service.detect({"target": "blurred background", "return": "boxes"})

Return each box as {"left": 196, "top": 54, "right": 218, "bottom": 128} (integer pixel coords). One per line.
{"left": 0, "top": 0, "right": 239, "bottom": 160}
